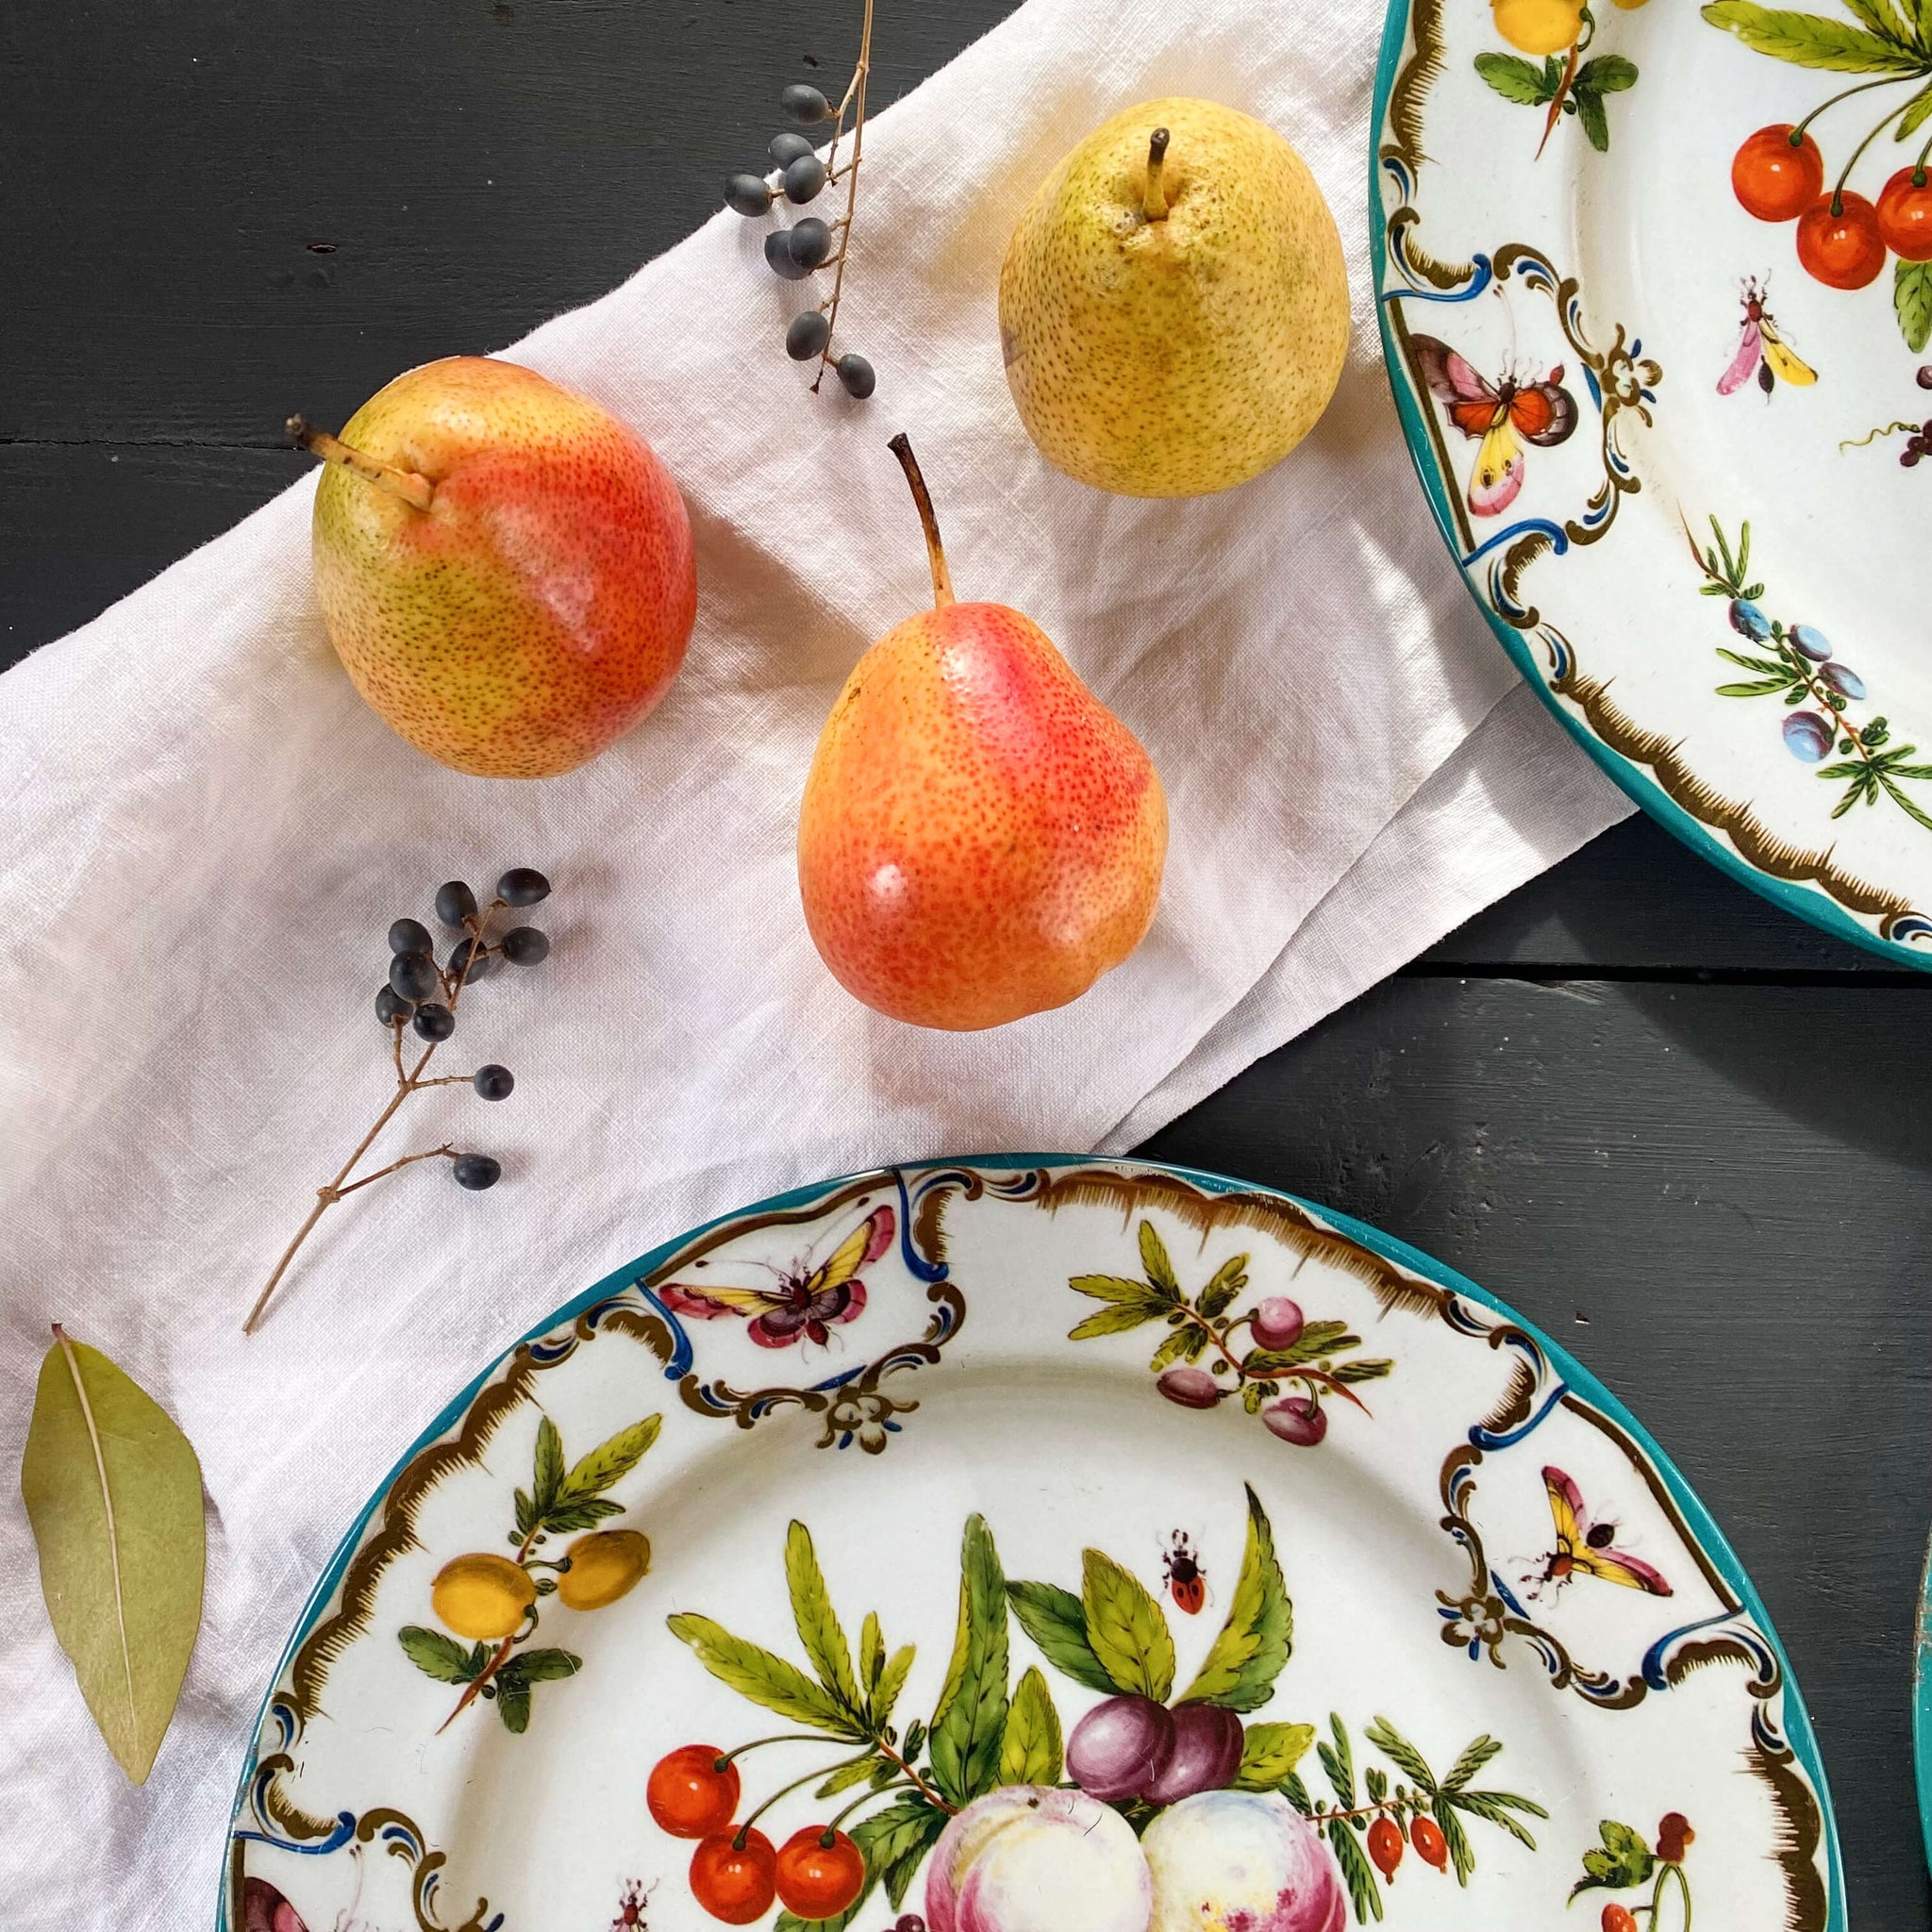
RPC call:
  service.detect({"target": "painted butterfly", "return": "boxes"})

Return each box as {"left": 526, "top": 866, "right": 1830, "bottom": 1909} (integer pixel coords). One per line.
{"left": 1524, "top": 1464, "right": 1672, "bottom": 1601}
{"left": 1410, "top": 334, "right": 1579, "bottom": 518}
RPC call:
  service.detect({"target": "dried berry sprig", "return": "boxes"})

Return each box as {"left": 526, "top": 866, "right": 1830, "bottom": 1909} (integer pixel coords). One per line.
{"left": 241, "top": 868, "right": 553, "bottom": 1333}
{"left": 723, "top": 0, "right": 878, "bottom": 399}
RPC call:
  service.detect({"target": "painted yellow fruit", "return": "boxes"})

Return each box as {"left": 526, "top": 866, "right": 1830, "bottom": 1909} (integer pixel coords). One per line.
{"left": 998, "top": 96, "right": 1349, "bottom": 498}
{"left": 556, "top": 1529, "right": 651, "bottom": 1610}
{"left": 431, "top": 1552, "right": 536, "bottom": 1641}
{"left": 1491, "top": 0, "right": 1585, "bottom": 55}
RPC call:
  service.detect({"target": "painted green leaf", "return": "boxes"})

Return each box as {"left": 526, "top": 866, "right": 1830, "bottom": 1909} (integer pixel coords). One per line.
{"left": 1244, "top": 1321, "right": 1357, "bottom": 1372}
{"left": 1139, "top": 1220, "right": 1181, "bottom": 1295}
{"left": 537, "top": 1496, "right": 625, "bottom": 1535}
{"left": 666, "top": 1612, "right": 865, "bottom": 1737}
{"left": 1700, "top": 1, "right": 1923, "bottom": 69}
{"left": 1474, "top": 51, "right": 1554, "bottom": 104}
{"left": 999, "top": 1666, "right": 1065, "bottom": 1786}
{"left": 1148, "top": 1328, "right": 1196, "bottom": 1373}
{"left": 1718, "top": 677, "right": 1800, "bottom": 696}
{"left": 1435, "top": 1792, "right": 1477, "bottom": 1886}
{"left": 1576, "top": 54, "right": 1639, "bottom": 90}
{"left": 1235, "top": 1720, "right": 1317, "bottom": 1789}
{"left": 1448, "top": 1787, "right": 1545, "bottom": 1847}
{"left": 1331, "top": 1358, "right": 1394, "bottom": 1385}
{"left": 1896, "top": 257, "right": 1932, "bottom": 351}
{"left": 1842, "top": 0, "right": 1913, "bottom": 42}
{"left": 500, "top": 1645, "right": 581, "bottom": 1685}
{"left": 1327, "top": 1814, "right": 1384, "bottom": 1923}
{"left": 20, "top": 1327, "right": 206, "bottom": 1784}
{"left": 859, "top": 1608, "right": 884, "bottom": 1709}
{"left": 1195, "top": 1254, "right": 1250, "bottom": 1320}
{"left": 1441, "top": 1733, "right": 1503, "bottom": 1790}
{"left": 1897, "top": 77, "right": 1932, "bottom": 136}
{"left": 1069, "top": 1273, "right": 1164, "bottom": 1306}
{"left": 928, "top": 1515, "right": 1009, "bottom": 1806}
{"left": 398, "top": 1626, "right": 487, "bottom": 1684}
{"left": 558, "top": 1413, "right": 661, "bottom": 1504}
{"left": 1178, "top": 1486, "right": 1292, "bottom": 1710}
{"left": 1574, "top": 82, "right": 1612, "bottom": 151}
{"left": 1318, "top": 1713, "right": 1357, "bottom": 1808}
{"left": 816, "top": 1756, "right": 881, "bottom": 1799}
{"left": 494, "top": 1678, "right": 532, "bottom": 1732}
{"left": 1363, "top": 1716, "right": 1437, "bottom": 1792}
{"left": 1569, "top": 1818, "right": 1657, "bottom": 1898}
{"left": 874, "top": 1643, "right": 916, "bottom": 1725}
{"left": 532, "top": 1415, "right": 564, "bottom": 1513}
{"left": 785, "top": 1521, "right": 862, "bottom": 1713}
{"left": 1069, "top": 1302, "right": 1166, "bottom": 1341}
{"left": 1081, "top": 1548, "right": 1175, "bottom": 1702}
{"left": 1006, "top": 1579, "right": 1120, "bottom": 1693}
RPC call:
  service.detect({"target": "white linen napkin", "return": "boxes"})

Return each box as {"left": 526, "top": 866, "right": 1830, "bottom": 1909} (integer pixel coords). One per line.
{"left": 0, "top": 0, "right": 1629, "bottom": 1922}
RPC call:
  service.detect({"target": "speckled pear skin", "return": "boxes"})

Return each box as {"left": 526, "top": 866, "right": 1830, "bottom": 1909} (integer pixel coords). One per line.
{"left": 798, "top": 601, "right": 1167, "bottom": 1031}
{"left": 999, "top": 97, "right": 1350, "bottom": 498}
{"left": 310, "top": 357, "right": 697, "bottom": 778}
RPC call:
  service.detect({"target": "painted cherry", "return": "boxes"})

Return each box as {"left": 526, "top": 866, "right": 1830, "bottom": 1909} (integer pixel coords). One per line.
{"left": 1602, "top": 1906, "right": 1639, "bottom": 1932}
{"left": 1409, "top": 1815, "right": 1449, "bottom": 1871}
{"left": 1263, "top": 1395, "right": 1327, "bottom": 1446}
{"left": 1249, "top": 1296, "right": 1306, "bottom": 1352}
{"left": 1796, "top": 192, "right": 1887, "bottom": 290}
{"left": 775, "top": 1826, "right": 867, "bottom": 1920}
{"left": 1656, "top": 1811, "right": 1695, "bottom": 1864}
{"left": 1878, "top": 168, "right": 1932, "bottom": 261}
{"left": 1732, "top": 125, "right": 1824, "bottom": 222}
{"left": 647, "top": 1745, "right": 741, "bottom": 1840}
{"left": 691, "top": 1828, "right": 778, "bottom": 1924}
{"left": 1368, "top": 1815, "right": 1404, "bottom": 1881}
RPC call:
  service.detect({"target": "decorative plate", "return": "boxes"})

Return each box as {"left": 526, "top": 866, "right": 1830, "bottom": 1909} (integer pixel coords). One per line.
{"left": 1371, "top": 0, "right": 1932, "bottom": 966}
{"left": 220, "top": 1158, "right": 1842, "bottom": 1932}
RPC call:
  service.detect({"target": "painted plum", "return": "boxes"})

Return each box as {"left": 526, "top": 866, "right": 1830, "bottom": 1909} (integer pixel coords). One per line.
{"left": 1141, "top": 1790, "right": 1346, "bottom": 1932}
{"left": 925, "top": 1786, "right": 1153, "bottom": 1932}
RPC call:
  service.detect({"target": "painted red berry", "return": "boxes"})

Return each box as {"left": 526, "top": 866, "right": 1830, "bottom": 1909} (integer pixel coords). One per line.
{"left": 1732, "top": 125, "right": 1824, "bottom": 222}
{"left": 1368, "top": 1814, "right": 1404, "bottom": 1880}
{"left": 1409, "top": 1814, "right": 1449, "bottom": 1870}
{"left": 1796, "top": 192, "right": 1888, "bottom": 289}
{"left": 647, "top": 1745, "right": 740, "bottom": 1840}
{"left": 1878, "top": 168, "right": 1932, "bottom": 260}
{"left": 691, "top": 1828, "right": 777, "bottom": 1924}
{"left": 1657, "top": 1810, "right": 1695, "bottom": 1862}
{"left": 1602, "top": 1906, "right": 1639, "bottom": 1932}
{"left": 774, "top": 1826, "right": 866, "bottom": 1920}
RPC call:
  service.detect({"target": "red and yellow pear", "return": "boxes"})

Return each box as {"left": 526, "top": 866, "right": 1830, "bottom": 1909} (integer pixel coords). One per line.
{"left": 797, "top": 437, "right": 1166, "bottom": 1030}
{"left": 294, "top": 356, "right": 696, "bottom": 778}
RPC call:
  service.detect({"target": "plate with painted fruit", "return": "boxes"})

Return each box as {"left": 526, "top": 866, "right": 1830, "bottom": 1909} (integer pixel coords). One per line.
{"left": 222, "top": 1158, "right": 1840, "bottom": 1931}
{"left": 1373, "top": 0, "right": 1932, "bottom": 966}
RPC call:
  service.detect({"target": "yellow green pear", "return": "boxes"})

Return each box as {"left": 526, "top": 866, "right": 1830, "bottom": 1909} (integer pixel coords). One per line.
{"left": 999, "top": 97, "right": 1350, "bottom": 497}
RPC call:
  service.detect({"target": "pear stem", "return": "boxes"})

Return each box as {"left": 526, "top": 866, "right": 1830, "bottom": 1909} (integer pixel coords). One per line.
{"left": 1143, "top": 127, "right": 1171, "bottom": 221}
{"left": 286, "top": 414, "right": 436, "bottom": 512}
{"left": 888, "top": 433, "right": 954, "bottom": 609}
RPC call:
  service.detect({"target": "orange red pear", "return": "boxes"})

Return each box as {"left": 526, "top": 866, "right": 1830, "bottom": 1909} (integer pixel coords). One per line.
{"left": 797, "top": 436, "right": 1166, "bottom": 1030}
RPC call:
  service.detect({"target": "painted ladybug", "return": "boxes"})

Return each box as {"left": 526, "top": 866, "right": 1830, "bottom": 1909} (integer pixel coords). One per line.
{"left": 1163, "top": 1529, "right": 1207, "bottom": 1615}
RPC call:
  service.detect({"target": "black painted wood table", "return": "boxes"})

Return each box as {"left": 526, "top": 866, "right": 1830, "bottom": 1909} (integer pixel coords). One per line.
{"left": 5, "top": 4, "right": 1926, "bottom": 1924}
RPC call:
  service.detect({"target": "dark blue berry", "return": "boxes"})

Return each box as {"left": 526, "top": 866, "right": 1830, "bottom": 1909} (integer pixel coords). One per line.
{"left": 496, "top": 868, "right": 550, "bottom": 906}
{"left": 783, "top": 155, "right": 827, "bottom": 204}
{"left": 836, "top": 353, "right": 875, "bottom": 399}
{"left": 788, "top": 218, "right": 832, "bottom": 269}
{"left": 413, "top": 1002, "right": 456, "bottom": 1041}
{"left": 448, "top": 937, "right": 495, "bottom": 982}
{"left": 435, "top": 880, "right": 478, "bottom": 927}
{"left": 453, "top": 1154, "right": 502, "bottom": 1191}
{"left": 764, "top": 230, "right": 811, "bottom": 281}
{"left": 389, "top": 917, "right": 432, "bottom": 956}
{"left": 474, "top": 1064, "right": 515, "bottom": 1101}
{"left": 769, "top": 132, "right": 814, "bottom": 168}
{"left": 782, "top": 83, "right": 832, "bottom": 124}
{"left": 787, "top": 311, "right": 831, "bottom": 361}
{"left": 390, "top": 952, "right": 441, "bottom": 1002}
{"left": 724, "top": 172, "right": 774, "bottom": 216}
{"left": 501, "top": 925, "right": 550, "bottom": 965}
{"left": 375, "top": 986, "right": 414, "bottom": 1025}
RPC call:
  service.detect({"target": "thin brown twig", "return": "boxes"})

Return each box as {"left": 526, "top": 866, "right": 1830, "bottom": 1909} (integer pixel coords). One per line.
{"left": 811, "top": 0, "right": 874, "bottom": 393}
{"left": 242, "top": 897, "right": 508, "bottom": 1334}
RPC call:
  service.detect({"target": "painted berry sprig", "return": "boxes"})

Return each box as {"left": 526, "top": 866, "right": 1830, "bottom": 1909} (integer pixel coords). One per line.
{"left": 1690, "top": 516, "right": 1932, "bottom": 829}
{"left": 1843, "top": 359, "right": 1932, "bottom": 462}
{"left": 242, "top": 867, "right": 554, "bottom": 1332}
{"left": 723, "top": 1, "right": 878, "bottom": 399}
{"left": 1567, "top": 1812, "right": 1698, "bottom": 1932}
{"left": 1068, "top": 1220, "right": 1393, "bottom": 1447}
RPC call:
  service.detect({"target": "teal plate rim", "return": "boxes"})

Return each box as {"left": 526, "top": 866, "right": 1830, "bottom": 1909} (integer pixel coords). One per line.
{"left": 1366, "top": 0, "right": 1929, "bottom": 976}
{"left": 215, "top": 1150, "right": 1847, "bottom": 1928}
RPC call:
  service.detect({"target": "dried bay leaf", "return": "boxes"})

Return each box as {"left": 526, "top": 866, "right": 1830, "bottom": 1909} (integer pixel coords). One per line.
{"left": 21, "top": 1325, "right": 205, "bottom": 1783}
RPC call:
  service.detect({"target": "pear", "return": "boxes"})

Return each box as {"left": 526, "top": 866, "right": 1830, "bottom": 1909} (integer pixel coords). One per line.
{"left": 797, "top": 437, "right": 1167, "bottom": 1031}
{"left": 999, "top": 97, "right": 1349, "bottom": 497}
{"left": 294, "top": 357, "right": 697, "bottom": 778}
